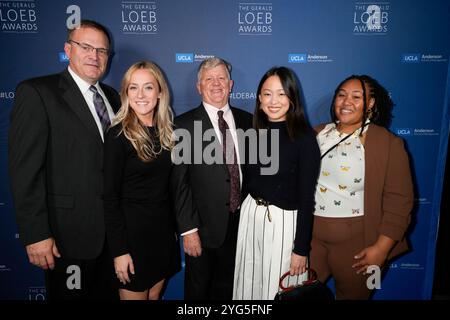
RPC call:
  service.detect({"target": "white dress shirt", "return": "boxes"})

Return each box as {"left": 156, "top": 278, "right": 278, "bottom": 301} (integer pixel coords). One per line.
{"left": 202, "top": 102, "right": 243, "bottom": 183}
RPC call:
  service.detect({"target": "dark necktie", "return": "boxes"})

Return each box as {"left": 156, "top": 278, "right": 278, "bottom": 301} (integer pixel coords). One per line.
{"left": 217, "top": 110, "right": 241, "bottom": 212}
{"left": 89, "top": 85, "right": 111, "bottom": 132}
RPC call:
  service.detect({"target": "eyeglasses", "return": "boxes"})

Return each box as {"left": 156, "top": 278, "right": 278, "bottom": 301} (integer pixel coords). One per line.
{"left": 68, "top": 40, "right": 110, "bottom": 57}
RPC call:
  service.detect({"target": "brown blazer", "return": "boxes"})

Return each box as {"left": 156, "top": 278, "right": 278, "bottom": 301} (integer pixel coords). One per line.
{"left": 315, "top": 123, "right": 414, "bottom": 260}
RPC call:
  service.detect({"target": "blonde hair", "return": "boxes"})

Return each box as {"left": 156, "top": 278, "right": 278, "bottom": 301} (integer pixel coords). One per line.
{"left": 112, "top": 61, "right": 174, "bottom": 162}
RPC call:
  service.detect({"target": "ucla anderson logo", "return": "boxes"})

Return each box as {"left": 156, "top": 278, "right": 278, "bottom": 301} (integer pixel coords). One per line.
{"left": 395, "top": 128, "right": 412, "bottom": 136}
{"left": 288, "top": 54, "right": 333, "bottom": 63}
{"left": 59, "top": 52, "right": 69, "bottom": 63}
{"left": 401, "top": 54, "right": 420, "bottom": 63}
{"left": 288, "top": 54, "right": 307, "bottom": 63}
{"left": 402, "top": 54, "right": 447, "bottom": 63}
{"left": 395, "top": 128, "right": 438, "bottom": 136}
{"left": 175, "top": 53, "right": 194, "bottom": 63}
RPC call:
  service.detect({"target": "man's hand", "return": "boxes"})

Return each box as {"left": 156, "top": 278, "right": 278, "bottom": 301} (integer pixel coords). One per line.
{"left": 25, "top": 237, "right": 61, "bottom": 270}
{"left": 183, "top": 232, "right": 202, "bottom": 257}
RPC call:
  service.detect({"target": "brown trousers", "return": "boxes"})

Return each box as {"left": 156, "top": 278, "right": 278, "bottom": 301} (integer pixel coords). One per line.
{"left": 310, "top": 215, "right": 372, "bottom": 300}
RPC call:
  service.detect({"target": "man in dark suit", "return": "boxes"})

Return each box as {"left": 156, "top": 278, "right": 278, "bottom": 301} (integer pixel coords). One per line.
{"left": 8, "top": 20, "right": 120, "bottom": 300}
{"left": 172, "top": 57, "right": 252, "bottom": 299}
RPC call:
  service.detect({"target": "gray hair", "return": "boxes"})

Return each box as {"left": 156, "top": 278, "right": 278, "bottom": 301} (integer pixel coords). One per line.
{"left": 197, "top": 57, "right": 232, "bottom": 82}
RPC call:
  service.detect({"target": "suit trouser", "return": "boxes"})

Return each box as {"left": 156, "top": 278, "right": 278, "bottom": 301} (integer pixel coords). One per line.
{"left": 310, "top": 215, "right": 372, "bottom": 300}
{"left": 45, "top": 241, "right": 118, "bottom": 300}
{"left": 184, "top": 212, "right": 239, "bottom": 300}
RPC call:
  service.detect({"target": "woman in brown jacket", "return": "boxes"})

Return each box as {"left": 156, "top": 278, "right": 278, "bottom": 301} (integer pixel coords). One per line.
{"left": 310, "top": 75, "right": 414, "bottom": 299}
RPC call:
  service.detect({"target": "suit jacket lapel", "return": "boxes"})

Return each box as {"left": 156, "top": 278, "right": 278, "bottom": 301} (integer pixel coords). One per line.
{"left": 193, "top": 104, "right": 214, "bottom": 130}
{"left": 231, "top": 107, "right": 245, "bottom": 130}
{"left": 229, "top": 107, "right": 249, "bottom": 174}
{"left": 59, "top": 69, "right": 103, "bottom": 144}
{"left": 100, "top": 83, "right": 120, "bottom": 113}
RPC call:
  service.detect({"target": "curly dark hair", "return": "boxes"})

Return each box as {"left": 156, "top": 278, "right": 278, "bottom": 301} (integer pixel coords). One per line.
{"left": 330, "top": 75, "right": 394, "bottom": 129}
{"left": 253, "top": 66, "right": 309, "bottom": 141}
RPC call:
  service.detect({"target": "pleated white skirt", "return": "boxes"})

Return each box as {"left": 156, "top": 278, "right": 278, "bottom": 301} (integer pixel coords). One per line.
{"left": 233, "top": 194, "right": 308, "bottom": 300}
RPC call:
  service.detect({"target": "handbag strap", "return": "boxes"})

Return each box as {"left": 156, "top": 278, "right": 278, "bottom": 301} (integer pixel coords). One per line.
{"left": 320, "top": 122, "right": 369, "bottom": 160}
{"left": 278, "top": 268, "right": 318, "bottom": 291}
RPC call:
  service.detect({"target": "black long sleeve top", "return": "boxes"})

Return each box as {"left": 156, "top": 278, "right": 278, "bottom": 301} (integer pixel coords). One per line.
{"left": 243, "top": 121, "right": 321, "bottom": 256}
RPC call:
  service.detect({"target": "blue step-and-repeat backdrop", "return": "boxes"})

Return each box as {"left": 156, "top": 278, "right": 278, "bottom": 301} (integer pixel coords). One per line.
{"left": 0, "top": 0, "right": 449, "bottom": 300}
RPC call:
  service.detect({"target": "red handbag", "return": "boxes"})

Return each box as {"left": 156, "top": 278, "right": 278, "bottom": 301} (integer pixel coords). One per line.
{"left": 274, "top": 268, "right": 334, "bottom": 300}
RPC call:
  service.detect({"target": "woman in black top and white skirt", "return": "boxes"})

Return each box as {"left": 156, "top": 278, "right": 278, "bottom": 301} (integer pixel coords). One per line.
{"left": 103, "top": 61, "right": 180, "bottom": 300}
{"left": 233, "top": 67, "right": 321, "bottom": 300}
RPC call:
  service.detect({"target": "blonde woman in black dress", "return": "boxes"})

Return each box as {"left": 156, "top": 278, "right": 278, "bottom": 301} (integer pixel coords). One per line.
{"left": 104, "top": 61, "right": 179, "bottom": 300}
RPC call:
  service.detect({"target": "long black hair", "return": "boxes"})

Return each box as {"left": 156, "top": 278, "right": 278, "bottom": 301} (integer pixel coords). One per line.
{"left": 330, "top": 75, "right": 394, "bottom": 130}
{"left": 254, "top": 66, "right": 309, "bottom": 141}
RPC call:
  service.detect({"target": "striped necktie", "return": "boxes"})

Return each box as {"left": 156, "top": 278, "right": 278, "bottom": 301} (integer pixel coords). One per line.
{"left": 89, "top": 85, "right": 111, "bottom": 132}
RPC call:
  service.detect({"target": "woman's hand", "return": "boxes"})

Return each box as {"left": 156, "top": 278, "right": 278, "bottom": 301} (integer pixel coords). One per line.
{"left": 289, "top": 253, "right": 307, "bottom": 276}
{"left": 352, "top": 235, "right": 395, "bottom": 274}
{"left": 114, "top": 254, "right": 135, "bottom": 285}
